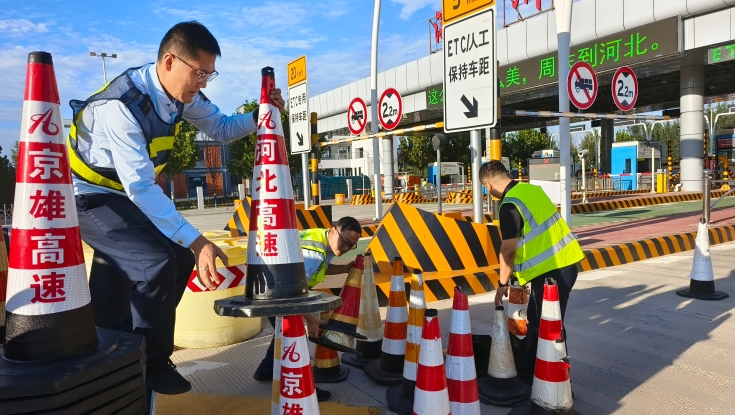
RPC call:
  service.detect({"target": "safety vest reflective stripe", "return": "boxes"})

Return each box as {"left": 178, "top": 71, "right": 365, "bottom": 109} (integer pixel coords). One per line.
{"left": 301, "top": 239, "right": 327, "bottom": 251}
{"left": 514, "top": 232, "right": 577, "bottom": 273}
{"left": 300, "top": 229, "right": 329, "bottom": 288}
{"left": 66, "top": 139, "right": 125, "bottom": 191}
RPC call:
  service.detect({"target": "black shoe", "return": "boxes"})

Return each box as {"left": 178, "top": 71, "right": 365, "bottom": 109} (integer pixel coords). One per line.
{"left": 316, "top": 387, "right": 331, "bottom": 402}
{"left": 146, "top": 359, "right": 191, "bottom": 395}
{"left": 253, "top": 361, "right": 273, "bottom": 381}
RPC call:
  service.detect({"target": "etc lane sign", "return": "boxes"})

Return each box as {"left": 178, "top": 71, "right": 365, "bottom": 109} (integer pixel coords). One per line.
{"left": 442, "top": 0, "right": 495, "bottom": 24}
{"left": 443, "top": 7, "right": 497, "bottom": 133}
{"left": 287, "top": 56, "right": 310, "bottom": 154}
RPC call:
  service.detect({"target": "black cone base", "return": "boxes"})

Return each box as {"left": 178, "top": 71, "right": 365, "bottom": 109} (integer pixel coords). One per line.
{"left": 0, "top": 327, "right": 146, "bottom": 414}
{"left": 215, "top": 290, "right": 342, "bottom": 317}
{"left": 530, "top": 402, "right": 577, "bottom": 415}
{"left": 364, "top": 358, "right": 404, "bottom": 386}
{"left": 309, "top": 335, "right": 359, "bottom": 355}
{"left": 478, "top": 375, "right": 531, "bottom": 406}
{"left": 676, "top": 279, "right": 728, "bottom": 301}
{"left": 386, "top": 384, "right": 414, "bottom": 415}
{"left": 313, "top": 365, "right": 349, "bottom": 383}
{"left": 342, "top": 349, "right": 379, "bottom": 369}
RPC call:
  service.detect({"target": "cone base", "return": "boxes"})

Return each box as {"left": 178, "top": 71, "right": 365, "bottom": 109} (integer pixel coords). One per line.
{"left": 319, "top": 322, "right": 367, "bottom": 340}
{"left": 342, "top": 352, "right": 378, "bottom": 369}
{"left": 676, "top": 280, "right": 729, "bottom": 301}
{"left": 530, "top": 401, "right": 576, "bottom": 415}
{"left": 309, "top": 335, "right": 359, "bottom": 355}
{"left": 364, "top": 358, "right": 404, "bottom": 386}
{"left": 354, "top": 338, "right": 383, "bottom": 360}
{"left": 214, "top": 290, "right": 342, "bottom": 317}
{"left": 386, "top": 384, "right": 414, "bottom": 415}
{"left": 313, "top": 365, "right": 349, "bottom": 383}
{"left": 478, "top": 375, "right": 531, "bottom": 406}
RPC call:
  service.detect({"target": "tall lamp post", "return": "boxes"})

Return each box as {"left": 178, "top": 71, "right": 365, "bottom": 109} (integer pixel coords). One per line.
{"left": 89, "top": 52, "right": 117, "bottom": 85}
{"left": 556, "top": 0, "right": 574, "bottom": 225}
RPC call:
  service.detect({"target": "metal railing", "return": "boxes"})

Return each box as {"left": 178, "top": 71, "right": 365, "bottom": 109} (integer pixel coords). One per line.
{"left": 1, "top": 204, "right": 12, "bottom": 226}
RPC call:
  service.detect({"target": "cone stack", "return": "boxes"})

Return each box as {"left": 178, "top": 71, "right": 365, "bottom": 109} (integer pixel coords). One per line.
{"left": 312, "top": 311, "right": 350, "bottom": 383}
{"left": 446, "top": 288, "right": 481, "bottom": 415}
{"left": 342, "top": 253, "right": 383, "bottom": 369}
{"left": 412, "top": 309, "right": 450, "bottom": 415}
{"left": 271, "top": 316, "right": 283, "bottom": 415}
{"left": 279, "top": 315, "right": 320, "bottom": 415}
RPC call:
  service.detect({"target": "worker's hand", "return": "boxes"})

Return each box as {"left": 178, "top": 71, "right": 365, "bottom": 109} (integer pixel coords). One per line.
{"left": 305, "top": 314, "right": 325, "bottom": 338}
{"left": 190, "top": 235, "right": 229, "bottom": 290}
{"left": 495, "top": 286, "right": 509, "bottom": 308}
{"left": 270, "top": 88, "right": 286, "bottom": 113}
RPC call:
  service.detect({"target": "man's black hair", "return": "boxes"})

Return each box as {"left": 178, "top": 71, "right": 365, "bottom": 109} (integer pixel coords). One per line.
{"left": 336, "top": 216, "right": 361, "bottom": 234}
{"left": 158, "top": 21, "right": 221, "bottom": 61}
{"left": 479, "top": 160, "right": 511, "bottom": 183}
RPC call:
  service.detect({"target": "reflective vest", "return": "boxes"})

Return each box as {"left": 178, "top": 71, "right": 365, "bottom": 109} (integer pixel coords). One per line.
{"left": 500, "top": 182, "right": 584, "bottom": 285}
{"left": 67, "top": 67, "right": 183, "bottom": 191}
{"left": 300, "top": 229, "right": 329, "bottom": 288}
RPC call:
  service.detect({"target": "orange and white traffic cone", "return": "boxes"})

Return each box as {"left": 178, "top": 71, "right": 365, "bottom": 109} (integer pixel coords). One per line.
{"left": 530, "top": 278, "right": 573, "bottom": 414}
{"left": 0, "top": 232, "right": 7, "bottom": 343}
{"left": 310, "top": 255, "right": 366, "bottom": 354}
{"left": 478, "top": 306, "right": 530, "bottom": 406}
{"left": 506, "top": 281, "right": 529, "bottom": 337}
{"left": 446, "top": 287, "right": 481, "bottom": 415}
{"left": 386, "top": 269, "right": 426, "bottom": 414}
{"left": 279, "top": 315, "right": 320, "bottom": 415}
{"left": 312, "top": 311, "right": 350, "bottom": 383}
{"left": 342, "top": 253, "right": 383, "bottom": 369}
{"left": 365, "top": 257, "right": 408, "bottom": 385}
{"left": 412, "top": 309, "right": 450, "bottom": 415}
{"left": 4, "top": 51, "right": 96, "bottom": 361}
{"left": 677, "top": 219, "right": 728, "bottom": 300}
{"left": 271, "top": 316, "right": 283, "bottom": 415}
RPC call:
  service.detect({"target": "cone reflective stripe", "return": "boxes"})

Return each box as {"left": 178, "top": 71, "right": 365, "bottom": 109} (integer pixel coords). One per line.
{"left": 280, "top": 315, "right": 320, "bottom": 415}
{"left": 4, "top": 52, "right": 96, "bottom": 361}
{"left": 215, "top": 67, "right": 340, "bottom": 318}
{"left": 507, "top": 282, "right": 529, "bottom": 337}
{"left": 312, "top": 311, "right": 349, "bottom": 383}
{"left": 676, "top": 219, "right": 728, "bottom": 300}
{"left": 412, "top": 309, "right": 450, "bottom": 415}
{"left": 271, "top": 316, "right": 283, "bottom": 415}
{"left": 446, "top": 288, "right": 480, "bottom": 415}
{"left": 531, "top": 278, "right": 573, "bottom": 414}
{"left": 342, "top": 253, "right": 383, "bottom": 369}
{"left": 365, "top": 257, "right": 407, "bottom": 385}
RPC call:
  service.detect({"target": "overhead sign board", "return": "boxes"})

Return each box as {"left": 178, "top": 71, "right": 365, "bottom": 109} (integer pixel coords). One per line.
{"left": 708, "top": 43, "right": 735, "bottom": 65}
{"left": 378, "top": 88, "right": 402, "bottom": 131}
{"left": 347, "top": 97, "right": 367, "bottom": 135}
{"left": 611, "top": 66, "right": 638, "bottom": 111}
{"left": 567, "top": 62, "right": 598, "bottom": 110}
{"left": 287, "top": 55, "right": 309, "bottom": 154}
{"left": 442, "top": 0, "right": 495, "bottom": 24}
{"left": 443, "top": 7, "right": 497, "bottom": 133}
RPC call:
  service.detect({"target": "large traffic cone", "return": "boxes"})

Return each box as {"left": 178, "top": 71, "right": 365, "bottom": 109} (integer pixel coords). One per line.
{"left": 342, "top": 253, "right": 383, "bottom": 368}
{"left": 280, "top": 315, "right": 320, "bottom": 415}
{"left": 215, "top": 67, "right": 341, "bottom": 318}
{"left": 412, "top": 309, "right": 450, "bottom": 415}
{"left": 0, "top": 231, "right": 7, "bottom": 343}
{"left": 478, "top": 306, "right": 531, "bottom": 405}
{"left": 310, "top": 255, "right": 366, "bottom": 354}
{"left": 446, "top": 288, "right": 481, "bottom": 415}
{"left": 386, "top": 269, "right": 426, "bottom": 413}
{"left": 312, "top": 311, "right": 350, "bottom": 383}
{"left": 271, "top": 316, "right": 283, "bottom": 415}
{"left": 677, "top": 219, "right": 728, "bottom": 300}
{"left": 365, "top": 257, "right": 408, "bottom": 385}
{"left": 530, "top": 278, "right": 573, "bottom": 414}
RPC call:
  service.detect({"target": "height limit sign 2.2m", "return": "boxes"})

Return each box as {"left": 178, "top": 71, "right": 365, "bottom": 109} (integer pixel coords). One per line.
{"left": 443, "top": 7, "right": 497, "bottom": 133}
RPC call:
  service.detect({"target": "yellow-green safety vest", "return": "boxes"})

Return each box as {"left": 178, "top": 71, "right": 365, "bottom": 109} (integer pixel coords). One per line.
{"left": 500, "top": 182, "right": 584, "bottom": 285}
{"left": 300, "top": 228, "right": 329, "bottom": 288}
{"left": 67, "top": 66, "right": 184, "bottom": 191}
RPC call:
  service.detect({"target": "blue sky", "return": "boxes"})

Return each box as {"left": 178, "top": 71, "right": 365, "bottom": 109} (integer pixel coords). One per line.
{"left": 0, "top": 0, "right": 554, "bottom": 157}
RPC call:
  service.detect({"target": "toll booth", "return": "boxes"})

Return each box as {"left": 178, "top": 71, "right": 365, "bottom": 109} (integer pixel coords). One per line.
{"left": 611, "top": 141, "right": 662, "bottom": 190}
{"left": 427, "top": 161, "right": 465, "bottom": 185}
{"left": 716, "top": 128, "right": 735, "bottom": 176}
{"left": 527, "top": 150, "right": 565, "bottom": 204}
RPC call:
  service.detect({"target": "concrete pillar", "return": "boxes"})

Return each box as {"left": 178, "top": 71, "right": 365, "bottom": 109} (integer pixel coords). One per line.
{"left": 238, "top": 183, "right": 245, "bottom": 201}
{"left": 680, "top": 51, "right": 705, "bottom": 192}
{"left": 196, "top": 186, "right": 204, "bottom": 211}
{"left": 600, "top": 119, "right": 614, "bottom": 174}
{"left": 382, "top": 137, "right": 394, "bottom": 198}
{"left": 346, "top": 178, "right": 353, "bottom": 200}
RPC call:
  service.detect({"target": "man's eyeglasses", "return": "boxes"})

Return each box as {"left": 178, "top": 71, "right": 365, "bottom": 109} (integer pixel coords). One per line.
{"left": 173, "top": 55, "right": 219, "bottom": 83}
{"left": 338, "top": 232, "right": 358, "bottom": 251}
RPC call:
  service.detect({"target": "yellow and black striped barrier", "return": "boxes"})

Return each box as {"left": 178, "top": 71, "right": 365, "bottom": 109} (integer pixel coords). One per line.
{"left": 224, "top": 199, "right": 333, "bottom": 236}
{"left": 571, "top": 191, "right": 731, "bottom": 214}
{"left": 394, "top": 192, "right": 431, "bottom": 204}
{"left": 571, "top": 189, "right": 650, "bottom": 199}
{"left": 351, "top": 194, "right": 375, "bottom": 205}
{"left": 446, "top": 190, "right": 473, "bottom": 204}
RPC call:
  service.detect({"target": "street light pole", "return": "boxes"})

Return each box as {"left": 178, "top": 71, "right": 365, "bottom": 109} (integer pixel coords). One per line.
{"left": 89, "top": 52, "right": 117, "bottom": 85}
{"left": 557, "top": 0, "right": 574, "bottom": 225}
{"left": 370, "top": 0, "right": 382, "bottom": 221}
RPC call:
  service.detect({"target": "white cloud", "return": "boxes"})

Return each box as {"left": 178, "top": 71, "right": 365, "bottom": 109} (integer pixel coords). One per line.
{"left": 153, "top": 7, "right": 212, "bottom": 21}
{"left": 0, "top": 19, "right": 50, "bottom": 36}
{"left": 228, "top": 3, "right": 308, "bottom": 31}
{"left": 390, "top": 0, "right": 441, "bottom": 20}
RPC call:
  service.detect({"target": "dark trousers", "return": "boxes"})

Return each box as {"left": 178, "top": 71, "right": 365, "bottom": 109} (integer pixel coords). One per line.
{"left": 76, "top": 193, "right": 194, "bottom": 365}
{"left": 260, "top": 317, "right": 277, "bottom": 368}
{"left": 517, "top": 264, "right": 578, "bottom": 376}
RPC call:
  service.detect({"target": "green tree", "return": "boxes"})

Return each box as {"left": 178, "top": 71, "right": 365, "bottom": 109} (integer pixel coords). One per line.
{"left": 502, "top": 129, "right": 551, "bottom": 168}
{"left": 161, "top": 120, "right": 199, "bottom": 199}
{"left": 574, "top": 130, "right": 599, "bottom": 169}
{"left": 397, "top": 135, "right": 435, "bottom": 177}
{"left": 10, "top": 141, "right": 19, "bottom": 167}
{"left": 0, "top": 146, "right": 16, "bottom": 206}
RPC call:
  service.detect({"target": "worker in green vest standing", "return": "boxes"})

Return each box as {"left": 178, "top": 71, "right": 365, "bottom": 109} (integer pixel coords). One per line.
{"left": 479, "top": 160, "right": 584, "bottom": 385}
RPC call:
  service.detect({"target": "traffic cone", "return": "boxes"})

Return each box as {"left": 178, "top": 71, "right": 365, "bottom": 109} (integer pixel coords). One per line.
{"left": 507, "top": 282, "right": 530, "bottom": 337}
{"left": 412, "top": 309, "right": 450, "bottom": 415}
{"left": 386, "top": 269, "right": 426, "bottom": 414}
{"left": 310, "top": 255, "right": 366, "bottom": 354}
{"left": 279, "top": 315, "right": 320, "bottom": 415}
{"left": 215, "top": 67, "right": 341, "bottom": 318}
{"left": 676, "top": 219, "right": 728, "bottom": 300}
{"left": 0, "top": 232, "right": 7, "bottom": 343}
{"left": 365, "top": 257, "right": 408, "bottom": 385}
{"left": 312, "top": 311, "right": 350, "bottom": 383}
{"left": 271, "top": 316, "right": 282, "bottom": 415}
{"left": 342, "top": 253, "right": 383, "bottom": 369}
{"left": 446, "top": 288, "right": 481, "bottom": 415}
{"left": 478, "top": 306, "right": 530, "bottom": 406}
{"left": 4, "top": 51, "right": 97, "bottom": 361}
{"left": 530, "top": 278, "right": 573, "bottom": 414}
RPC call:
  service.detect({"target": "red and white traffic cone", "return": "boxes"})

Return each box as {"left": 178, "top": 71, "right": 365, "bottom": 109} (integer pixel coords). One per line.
{"left": 531, "top": 278, "right": 573, "bottom": 414}
{"left": 677, "top": 219, "right": 728, "bottom": 300}
{"left": 386, "top": 269, "right": 426, "bottom": 414}
{"left": 446, "top": 287, "right": 481, "bottom": 415}
{"left": 4, "top": 51, "right": 96, "bottom": 361}
{"left": 342, "top": 253, "right": 383, "bottom": 369}
{"left": 215, "top": 67, "right": 340, "bottom": 318}
{"left": 412, "top": 308, "right": 450, "bottom": 415}
{"left": 279, "top": 315, "right": 320, "bottom": 415}
{"left": 365, "top": 257, "right": 408, "bottom": 385}
{"left": 0, "top": 232, "right": 7, "bottom": 343}
{"left": 271, "top": 316, "right": 282, "bottom": 415}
